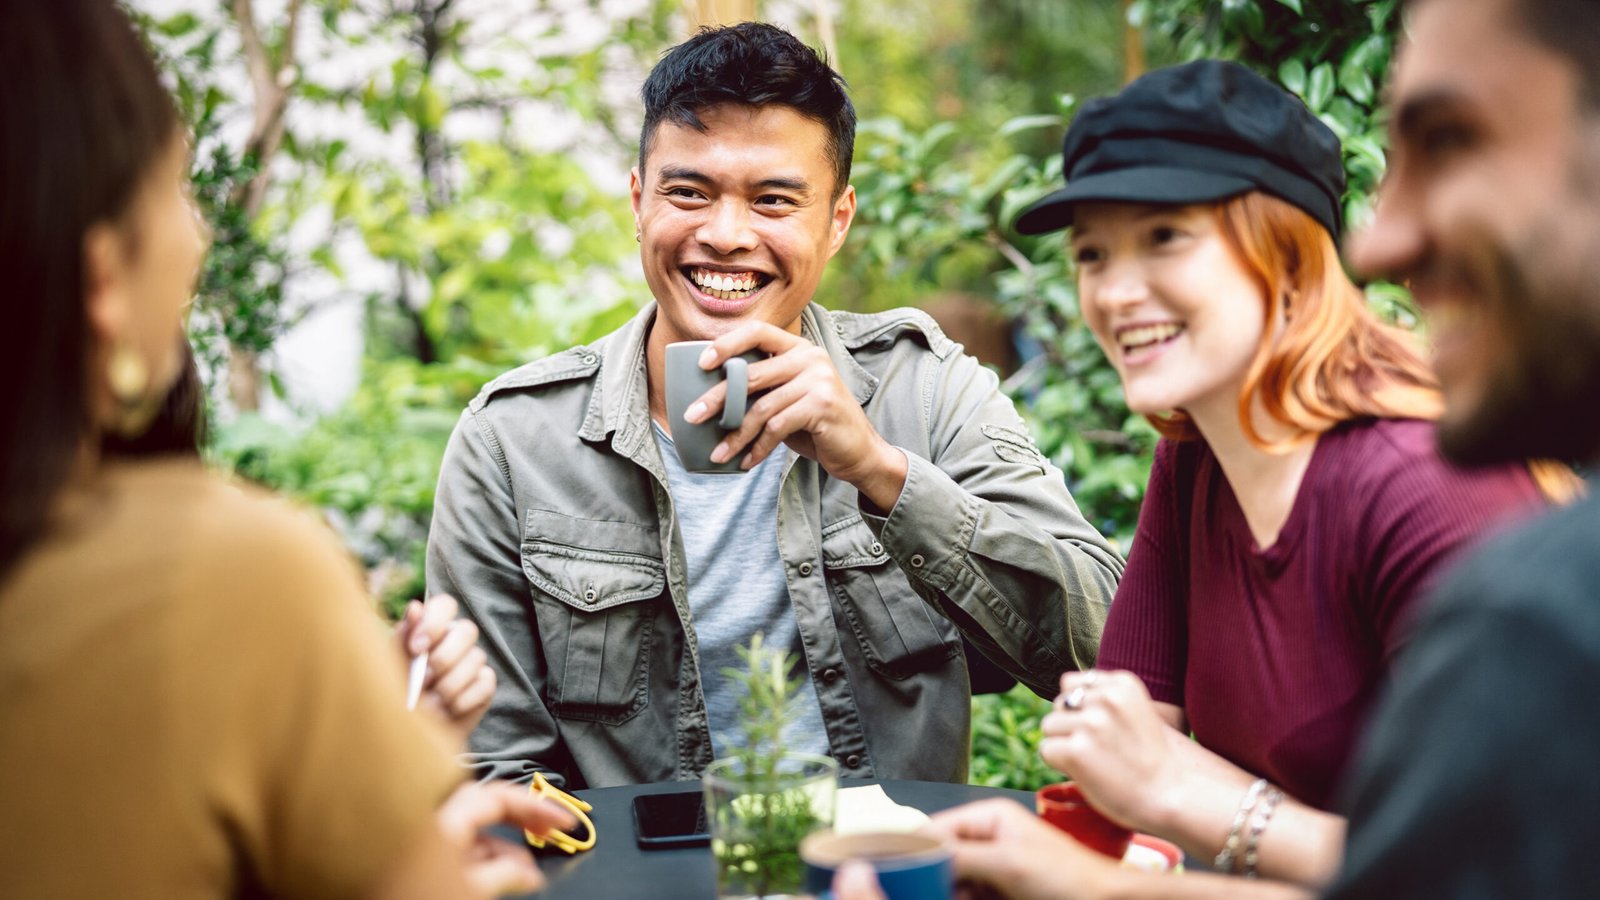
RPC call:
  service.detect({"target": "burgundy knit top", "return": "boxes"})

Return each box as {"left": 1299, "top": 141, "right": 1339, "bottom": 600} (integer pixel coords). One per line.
{"left": 1097, "top": 418, "right": 1545, "bottom": 809}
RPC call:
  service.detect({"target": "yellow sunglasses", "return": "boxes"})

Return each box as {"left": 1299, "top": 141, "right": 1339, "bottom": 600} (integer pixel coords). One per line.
{"left": 524, "top": 772, "right": 596, "bottom": 854}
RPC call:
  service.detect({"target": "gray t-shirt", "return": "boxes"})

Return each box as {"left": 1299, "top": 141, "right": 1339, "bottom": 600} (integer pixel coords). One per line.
{"left": 653, "top": 425, "right": 829, "bottom": 759}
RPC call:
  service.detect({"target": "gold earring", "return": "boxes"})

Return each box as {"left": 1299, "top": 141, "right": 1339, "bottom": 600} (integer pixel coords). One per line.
{"left": 107, "top": 341, "right": 159, "bottom": 437}
{"left": 635, "top": 230, "right": 642, "bottom": 243}
{"left": 108, "top": 343, "right": 148, "bottom": 403}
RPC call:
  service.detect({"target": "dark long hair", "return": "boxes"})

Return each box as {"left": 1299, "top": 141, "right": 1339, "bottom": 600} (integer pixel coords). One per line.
{"left": 0, "top": 0, "right": 180, "bottom": 576}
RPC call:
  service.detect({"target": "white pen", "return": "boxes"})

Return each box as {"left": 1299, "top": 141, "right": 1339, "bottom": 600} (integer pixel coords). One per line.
{"left": 406, "top": 651, "right": 428, "bottom": 711}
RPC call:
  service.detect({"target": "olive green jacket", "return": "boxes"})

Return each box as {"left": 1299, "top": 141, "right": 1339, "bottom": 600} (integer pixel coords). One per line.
{"left": 426, "top": 302, "right": 1122, "bottom": 789}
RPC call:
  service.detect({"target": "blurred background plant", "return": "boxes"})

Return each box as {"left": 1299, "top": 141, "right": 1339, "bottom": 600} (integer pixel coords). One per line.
{"left": 129, "top": 0, "right": 1401, "bottom": 788}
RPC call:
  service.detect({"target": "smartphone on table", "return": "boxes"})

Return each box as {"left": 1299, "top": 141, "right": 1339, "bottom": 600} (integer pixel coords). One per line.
{"left": 632, "top": 789, "right": 710, "bottom": 849}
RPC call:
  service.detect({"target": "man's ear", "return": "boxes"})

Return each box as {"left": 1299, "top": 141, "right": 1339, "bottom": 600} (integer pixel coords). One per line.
{"left": 827, "top": 184, "right": 857, "bottom": 257}
{"left": 82, "top": 221, "right": 130, "bottom": 348}
{"left": 629, "top": 166, "right": 645, "bottom": 232}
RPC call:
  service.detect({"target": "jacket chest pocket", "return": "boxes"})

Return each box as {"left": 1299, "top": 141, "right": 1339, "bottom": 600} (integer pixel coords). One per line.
{"left": 522, "top": 509, "right": 666, "bottom": 725}
{"left": 822, "top": 517, "right": 958, "bottom": 680}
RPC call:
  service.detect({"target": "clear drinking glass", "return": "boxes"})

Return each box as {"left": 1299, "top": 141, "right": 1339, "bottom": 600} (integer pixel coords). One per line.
{"left": 703, "top": 751, "right": 839, "bottom": 899}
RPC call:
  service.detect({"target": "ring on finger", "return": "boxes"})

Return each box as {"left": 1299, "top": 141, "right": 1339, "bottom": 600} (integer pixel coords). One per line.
{"left": 1058, "top": 685, "right": 1088, "bottom": 711}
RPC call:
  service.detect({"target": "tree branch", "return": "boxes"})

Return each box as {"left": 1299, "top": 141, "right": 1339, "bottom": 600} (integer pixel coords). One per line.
{"left": 225, "top": 0, "right": 305, "bottom": 410}
{"left": 232, "top": 0, "right": 272, "bottom": 100}
{"left": 229, "top": 0, "right": 303, "bottom": 217}
{"left": 988, "top": 231, "right": 1037, "bottom": 277}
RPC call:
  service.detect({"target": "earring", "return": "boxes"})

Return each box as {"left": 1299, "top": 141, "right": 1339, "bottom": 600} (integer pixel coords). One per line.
{"left": 106, "top": 341, "right": 159, "bottom": 438}
{"left": 635, "top": 230, "right": 642, "bottom": 243}
{"left": 108, "top": 342, "right": 148, "bottom": 403}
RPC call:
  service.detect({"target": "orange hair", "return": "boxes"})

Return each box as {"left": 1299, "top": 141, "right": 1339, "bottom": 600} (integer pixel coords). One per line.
{"left": 1147, "top": 191, "right": 1582, "bottom": 503}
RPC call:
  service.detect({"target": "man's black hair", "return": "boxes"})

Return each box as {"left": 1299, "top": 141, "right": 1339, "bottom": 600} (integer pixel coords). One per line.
{"left": 1510, "top": 0, "right": 1600, "bottom": 109}
{"left": 639, "top": 22, "right": 855, "bottom": 198}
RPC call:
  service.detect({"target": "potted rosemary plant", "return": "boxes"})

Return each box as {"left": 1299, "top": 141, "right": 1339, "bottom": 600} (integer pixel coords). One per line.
{"left": 703, "top": 634, "right": 838, "bottom": 899}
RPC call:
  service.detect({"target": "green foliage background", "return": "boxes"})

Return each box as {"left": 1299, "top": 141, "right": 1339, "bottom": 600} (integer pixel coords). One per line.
{"left": 133, "top": 0, "right": 1402, "bottom": 790}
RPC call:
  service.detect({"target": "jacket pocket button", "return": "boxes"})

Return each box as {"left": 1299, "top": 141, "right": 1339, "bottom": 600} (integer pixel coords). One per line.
{"left": 909, "top": 554, "right": 925, "bottom": 568}
{"left": 869, "top": 542, "right": 884, "bottom": 555}
{"left": 798, "top": 561, "right": 814, "bottom": 577}
{"left": 583, "top": 587, "right": 598, "bottom": 603}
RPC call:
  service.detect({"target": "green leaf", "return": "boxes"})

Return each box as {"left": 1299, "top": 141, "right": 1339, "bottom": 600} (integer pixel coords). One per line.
{"left": 435, "top": 266, "right": 475, "bottom": 305}
{"left": 1274, "top": 0, "right": 1303, "bottom": 13}
{"left": 310, "top": 245, "right": 344, "bottom": 279}
{"left": 1346, "top": 33, "right": 1390, "bottom": 76}
{"left": 913, "top": 121, "right": 960, "bottom": 160}
{"left": 1278, "top": 58, "right": 1307, "bottom": 96}
{"left": 1306, "top": 62, "right": 1336, "bottom": 111}
{"left": 156, "top": 12, "right": 200, "bottom": 37}
{"left": 415, "top": 78, "right": 446, "bottom": 132}
{"left": 975, "top": 157, "right": 1031, "bottom": 207}
{"left": 1225, "top": 0, "right": 1267, "bottom": 43}
{"left": 1338, "top": 56, "right": 1375, "bottom": 105}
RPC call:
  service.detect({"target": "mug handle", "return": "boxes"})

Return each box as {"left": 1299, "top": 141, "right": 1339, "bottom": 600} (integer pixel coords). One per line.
{"left": 720, "top": 357, "right": 748, "bottom": 429}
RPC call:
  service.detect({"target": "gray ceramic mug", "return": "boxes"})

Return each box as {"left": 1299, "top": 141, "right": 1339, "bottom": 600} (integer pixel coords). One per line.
{"left": 663, "top": 340, "right": 762, "bottom": 474}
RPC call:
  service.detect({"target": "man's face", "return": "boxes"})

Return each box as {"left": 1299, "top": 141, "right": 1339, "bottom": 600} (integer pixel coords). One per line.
{"left": 630, "top": 104, "right": 856, "bottom": 349}
{"left": 1349, "top": 0, "right": 1600, "bottom": 463}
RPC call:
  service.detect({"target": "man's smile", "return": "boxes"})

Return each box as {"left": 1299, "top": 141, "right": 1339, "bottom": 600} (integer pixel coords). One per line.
{"left": 679, "top": 264, "right": 775, "bottom": 313}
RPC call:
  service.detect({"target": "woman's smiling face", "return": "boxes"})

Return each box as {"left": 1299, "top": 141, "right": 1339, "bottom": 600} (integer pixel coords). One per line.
{"left": 1072, "top": 201, "right": 1270, "bottom": 419}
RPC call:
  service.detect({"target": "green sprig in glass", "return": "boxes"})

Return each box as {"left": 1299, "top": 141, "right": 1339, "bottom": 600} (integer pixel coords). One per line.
{"left": 704, "top": 633, "right": 838, "bottom": 899}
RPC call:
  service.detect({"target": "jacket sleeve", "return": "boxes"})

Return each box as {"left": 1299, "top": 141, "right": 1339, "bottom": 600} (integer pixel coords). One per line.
{"left": 427, "top": 408, "right": 571, "bottom": 786}
{"left": 863, "top": 351, "right": 1124, "bottom": 695}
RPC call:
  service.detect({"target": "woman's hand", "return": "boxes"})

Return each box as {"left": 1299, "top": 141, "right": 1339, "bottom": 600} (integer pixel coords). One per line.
{"left": 1039, "top": 670, "right": 1195, "bottom": 835}
{"left": 1039, "top": 670, "right": 1342, "bottom": 886}
{"left": 373, "top": 781, "right": 577, "bottom": 900}
{"left": 439, "top": 781, "right": 576, "bottom": 898}
{"left": 923, "top": 799, "right": 1124, "bottom": 900}
{"left": 397, "top": 594, "right": 495, "bottom": 742}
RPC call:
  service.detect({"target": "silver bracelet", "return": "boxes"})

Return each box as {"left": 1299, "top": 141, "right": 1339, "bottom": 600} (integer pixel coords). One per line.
{"left": 1241, "top": 784, "right": 1286, "bottom": 879}
{"left": 1213, "top": 778, "right": 1268, "bottom": 874}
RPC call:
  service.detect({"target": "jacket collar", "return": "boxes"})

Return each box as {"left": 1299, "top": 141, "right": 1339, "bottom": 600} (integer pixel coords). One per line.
{"left": 577, "top": 301, "right": 881, "bottom": 453}
{"left": 802, "top": 304, "right": 880, "bottom": 406}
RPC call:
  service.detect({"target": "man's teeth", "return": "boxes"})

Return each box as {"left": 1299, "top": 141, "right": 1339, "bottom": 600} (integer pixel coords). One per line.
{"left": 1119, "top": 323, "right": 1183, "bottom": 351}
{"left": 690, "top": 268, "right": 761, "bottom": 299}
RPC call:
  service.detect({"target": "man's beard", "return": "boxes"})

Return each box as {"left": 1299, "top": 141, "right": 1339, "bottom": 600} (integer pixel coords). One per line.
{"left": 1436, "top": 211, "right": 1600, "bottom": 467}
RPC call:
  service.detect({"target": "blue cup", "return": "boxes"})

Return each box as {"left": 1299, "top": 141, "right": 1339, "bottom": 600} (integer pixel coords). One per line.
{"left": 800, "top": 830, "right": 953, "bottom": 900}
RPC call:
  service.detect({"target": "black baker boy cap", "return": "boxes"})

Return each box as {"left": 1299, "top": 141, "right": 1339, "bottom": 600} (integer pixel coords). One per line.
{"left": 1015, "top": 59, "right": 1345, "bottom": 239}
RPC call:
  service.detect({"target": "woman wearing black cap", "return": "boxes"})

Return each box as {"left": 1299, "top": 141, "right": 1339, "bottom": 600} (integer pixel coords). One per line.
{"left": 831, "top": 61, "right": 1573, "bottom": 899}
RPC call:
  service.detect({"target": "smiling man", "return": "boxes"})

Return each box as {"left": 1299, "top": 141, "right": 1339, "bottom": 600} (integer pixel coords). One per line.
{"left": 1321, "top": 0, "right": 1600, "bottom": 895}
{"left": 426, "top": 22, "right": 1122, "bottom": 790}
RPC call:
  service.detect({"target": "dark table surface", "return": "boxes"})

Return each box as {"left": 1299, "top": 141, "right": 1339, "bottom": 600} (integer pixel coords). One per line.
{"left": 517, "top": 778, "right": 1033, "bottom": 900}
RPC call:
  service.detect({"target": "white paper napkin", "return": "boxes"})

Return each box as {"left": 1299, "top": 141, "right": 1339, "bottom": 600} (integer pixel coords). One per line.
{"left": 833, "top": 785, "right": 931, "bottom": 835}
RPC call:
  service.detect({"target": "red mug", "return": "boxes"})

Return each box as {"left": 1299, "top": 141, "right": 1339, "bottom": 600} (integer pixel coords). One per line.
{"left": 1035, "top": 782, "right": 1134, "bottom": 860}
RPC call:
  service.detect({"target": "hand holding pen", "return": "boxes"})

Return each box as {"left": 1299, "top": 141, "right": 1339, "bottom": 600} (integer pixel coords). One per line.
{"left": 397, "top": 594, "right": 496, "bottom": 742}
